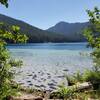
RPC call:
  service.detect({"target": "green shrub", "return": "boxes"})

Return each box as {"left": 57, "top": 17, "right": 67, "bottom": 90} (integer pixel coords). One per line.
{"left": 83, "top": 70, "right": 100, "bottom": 90}
{"left": 83, "top": 7, "right": 100, "bottom": 90}
{"left": 0, "top": 23, "right": 28, "bottom": 99}
{"left": 58, "top": 85, "right": 74, "bottom": 99}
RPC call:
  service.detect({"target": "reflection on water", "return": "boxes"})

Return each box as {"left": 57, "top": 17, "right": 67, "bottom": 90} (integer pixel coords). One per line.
{"left": 8, "top": 43, "right": 93, "bottom": 91}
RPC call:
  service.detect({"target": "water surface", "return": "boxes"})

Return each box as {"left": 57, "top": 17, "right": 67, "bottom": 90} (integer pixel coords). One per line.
{"left": 8, "top": 43, "right": 93, "bottom": 91}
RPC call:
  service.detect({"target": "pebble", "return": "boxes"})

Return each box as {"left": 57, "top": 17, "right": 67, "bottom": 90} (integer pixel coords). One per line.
{"left": 19, "top": 82, "right": 24, "bottom": 85}
{"left": 35, "top": 85, "right": 41, "bottom": 88}
{"left": 28, "top": 74, "right": 33, "bottom": 76}
{"left": 51, "top": 80, "right": 57, "bottom": 84}
{"left": 32, "top": 74, "right": 37, "bottom": 79}
{"left": 48, "top": 83, "right": 56, "bottom": 86}
{"left": 27, "top": 80, "right": 31, "bottom": 83}
{"left": 40, "top": 85, "right": 46, "bottom": 88}
{"left": 29, "top": 83, "right": 33, "bottom": 86}
{"left": 49, "top": 86, "right": 56, "bottom": 90}
{"left": 47, "top": 76, "right": 51, "bottom": 79}
{"left": 47, "top": 73, "right": 50, "bottom": 75}
{"left": 57, "top": 75, "right": 65, "bottom": 78}
{"left": 63, "top": 69, "right": 69, "bottom": 72}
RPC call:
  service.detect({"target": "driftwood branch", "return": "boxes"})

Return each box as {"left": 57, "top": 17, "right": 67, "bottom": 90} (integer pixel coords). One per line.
{"left": 9, "top": 82, "right": 93, "bottom": 100}
{"left": 51, "top": 82, "right": 93, "bottom": 95}
{"left": 70, "top": 82, "right": 93, "bottom": 92}
{"left": 10, "top": 95, "right": 43, "bottom": 100}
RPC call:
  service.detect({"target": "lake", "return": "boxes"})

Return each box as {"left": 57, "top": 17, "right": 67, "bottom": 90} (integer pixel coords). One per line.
{"left": 7, "top": 43, "right": 93, "bottom": 91}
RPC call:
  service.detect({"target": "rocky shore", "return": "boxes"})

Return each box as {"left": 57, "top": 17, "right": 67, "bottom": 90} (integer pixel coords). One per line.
{"left": 7, "top": 82, "right": 98, "bottom": 100}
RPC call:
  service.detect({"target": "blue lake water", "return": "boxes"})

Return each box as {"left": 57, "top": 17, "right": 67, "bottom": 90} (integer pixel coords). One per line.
{"left": 8, "top": 43, "right": 93, "bottom": 91}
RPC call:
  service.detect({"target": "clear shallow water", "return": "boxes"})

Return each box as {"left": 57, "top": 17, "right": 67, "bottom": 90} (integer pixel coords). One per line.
{"left": 8, "top": 43, "right": 93, "bottom": 91}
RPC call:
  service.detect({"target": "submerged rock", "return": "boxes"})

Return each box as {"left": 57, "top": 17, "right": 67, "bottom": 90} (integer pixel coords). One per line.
{"left": 27, "top": 74, "right": 33, "bottom": 76}
{"left": 27, "top": 80, "right": 31, "bottom": 83}
{"left": 32, "top": 74, "right": 37, "bottom": 79}
{"left": 40, "top": 85, "right": 46, "bottom": 88}
{"left": 41, "top": 78, "right": 46, "bottom": 81}
{"left": 29, "top": 83, "right": 33, "bottom": 86}
{"left": 49, "top": 86, "right": 56, "bottom": 90}
{"left": 37, "top": 80, "right": 41, "bottom": 82}
{"left": 48, "top": 83, "right": 56, "bottom": 87}
{"left": 47, "top": 73, "right": 50, "bottom": 75}
{"left": 35, "top": 85, "right": 41, "bottom": 88}
{"left": 63, "top": 69, "right": 69, "bottom": 72}
{"left": 57, "top": 75, "right": 65, "bottom": 78}
{"left": 51, "top": 80, "right": 57, "bottom": 84}
{"left": 19, "top": 82, "right": 24, "bottom": 85}
{"left": 47, "top": 75, "right": 51, "bottom": 79}
{"left": 38, "top": 71, "right": 41, "bottom": 73}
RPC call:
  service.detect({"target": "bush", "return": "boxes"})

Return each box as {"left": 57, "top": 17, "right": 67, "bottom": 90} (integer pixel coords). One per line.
{"left": 0, "top": 24, "right": 28, "bottom": 99}
{"left": 83, "top": 7, "right": 100, "bottom": 90}
{"left": 83, "top": 70, "right": 100, "bottom": 90}
{"left": 58, "top": 85, "right": 74, "bottom": 99}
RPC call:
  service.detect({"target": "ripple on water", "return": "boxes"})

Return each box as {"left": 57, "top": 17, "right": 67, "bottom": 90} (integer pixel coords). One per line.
{"left": 11, "top": 43, "right": 92, "bottom": 90}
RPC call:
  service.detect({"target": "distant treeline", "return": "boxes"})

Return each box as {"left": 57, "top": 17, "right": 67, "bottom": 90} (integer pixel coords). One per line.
{"left": 0, "top": 14, "right": 88, "bottom": 43}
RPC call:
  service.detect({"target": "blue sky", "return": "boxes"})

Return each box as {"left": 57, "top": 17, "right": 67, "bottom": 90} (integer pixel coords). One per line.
{"left": 0, "top": 0, "right": 100, "bottom": 29}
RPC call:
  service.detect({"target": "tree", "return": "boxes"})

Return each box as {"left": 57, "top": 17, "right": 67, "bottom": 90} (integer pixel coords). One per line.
{"left": 0, "top": 1, "right": 28, "bottom": 99}
{"left": 83, "top": 7, "right": 100, "bottom": 89}
{"left": 0, "top": 0, "right": 9, "bottom": 7}
{"left": 84, "top": 7, "right": 100, "bottom": 71}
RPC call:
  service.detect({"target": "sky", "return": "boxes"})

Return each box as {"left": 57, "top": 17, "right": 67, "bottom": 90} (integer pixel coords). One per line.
{"left": 0, "top": 0, "right": 100, "bottom": 30}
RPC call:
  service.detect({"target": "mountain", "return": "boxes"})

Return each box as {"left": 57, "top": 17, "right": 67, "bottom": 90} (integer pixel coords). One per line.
{"left": 0, "top": 14, "right": 89, "bottom": 42}
{"left": 47, "top": 21, "right": 89, "bottom": 42}
{"left": 0, "top": 14, "right": 68, "bottom": 43}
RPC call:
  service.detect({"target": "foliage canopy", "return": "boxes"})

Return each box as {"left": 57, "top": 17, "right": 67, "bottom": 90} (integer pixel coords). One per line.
{"left": 0, "top": 0, "right": 9, "bottom": 7}
{"left": 0, "top": 1, "right": 28, "bottom": 99}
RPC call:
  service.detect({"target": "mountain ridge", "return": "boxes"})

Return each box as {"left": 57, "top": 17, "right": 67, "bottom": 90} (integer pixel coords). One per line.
{"left": 0, "top": 14, "right": 69, "bottom": 43}
{"left": 47, "top": 21, "right": 89, "bottom": 42}
{"left": 0, "top": 14, "right": 88, "bottom": 42}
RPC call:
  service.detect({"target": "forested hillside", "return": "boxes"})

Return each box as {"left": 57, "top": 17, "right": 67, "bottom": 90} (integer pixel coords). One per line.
{"left": 47, "top": 21, "right": 89, "bottom": 42}
{"left": 0, "top": 14, "right": 88, "bottom": 42}
{"left": 0, "top": 14, "right": 69, "bottom": 43}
